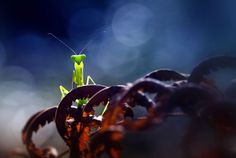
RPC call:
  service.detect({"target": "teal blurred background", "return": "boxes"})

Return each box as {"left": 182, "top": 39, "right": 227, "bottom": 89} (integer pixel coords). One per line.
{"left": 0, "top": 0, "right": 236, "bottom": 157}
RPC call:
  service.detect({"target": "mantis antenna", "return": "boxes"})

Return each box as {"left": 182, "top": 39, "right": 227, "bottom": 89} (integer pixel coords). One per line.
{"left": 48, "top": 33, "right": 77, "bottom": 55}
{"left": 49, "top": 27, "right": 107, "bottom": 55}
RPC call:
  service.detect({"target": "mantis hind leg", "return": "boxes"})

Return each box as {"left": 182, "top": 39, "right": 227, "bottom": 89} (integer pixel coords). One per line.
{"left": 86, "top": 75, "right": 96, "bottom": 85}
{"left": 101, "top": 101, "right": 109, "bottom": 116}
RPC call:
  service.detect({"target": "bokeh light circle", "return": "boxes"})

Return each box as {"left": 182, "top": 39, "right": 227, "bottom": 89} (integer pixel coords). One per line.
{"left": 112, "top": 3, "right": 154, "bottom": 47}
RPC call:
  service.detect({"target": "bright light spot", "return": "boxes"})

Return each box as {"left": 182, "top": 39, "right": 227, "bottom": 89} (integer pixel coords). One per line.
{"left": 89, "top": 32, "right": 141, "bottom": 78}
{"left": 112, "top": 3, "right": 154, "bottom": 47}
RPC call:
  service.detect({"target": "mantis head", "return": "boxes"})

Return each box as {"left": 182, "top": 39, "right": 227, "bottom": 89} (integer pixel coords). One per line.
{"left": 70, "top": 54, "right": 86, "bottom": 64}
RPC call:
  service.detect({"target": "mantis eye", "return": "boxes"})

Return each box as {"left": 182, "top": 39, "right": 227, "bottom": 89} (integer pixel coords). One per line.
{"left": 71, "top": 54, "right": 86, "bottom": 64}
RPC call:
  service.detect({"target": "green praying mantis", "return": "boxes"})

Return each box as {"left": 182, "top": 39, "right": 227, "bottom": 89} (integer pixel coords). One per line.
{"left": 48, "top": 33, "right": 95, "bottom": 106}
{"left": 59, "top": 53, "right": 95, "bottom": 99}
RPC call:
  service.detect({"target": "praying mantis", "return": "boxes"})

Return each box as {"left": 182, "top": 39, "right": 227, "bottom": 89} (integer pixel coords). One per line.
{"left": 48, "top": 33, "right": 95, "bottom": 106}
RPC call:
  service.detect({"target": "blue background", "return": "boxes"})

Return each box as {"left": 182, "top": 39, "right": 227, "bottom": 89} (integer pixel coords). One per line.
{"left": 0, "top": 0, "right": 236, "bottom": 157}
